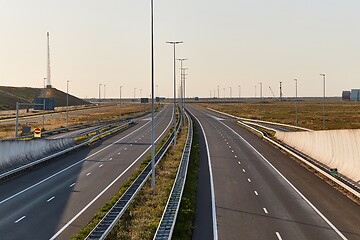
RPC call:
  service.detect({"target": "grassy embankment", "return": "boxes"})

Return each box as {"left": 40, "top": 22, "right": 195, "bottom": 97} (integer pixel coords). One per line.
{"left": 200, "top": 100, "right": 360, "bottom": 130}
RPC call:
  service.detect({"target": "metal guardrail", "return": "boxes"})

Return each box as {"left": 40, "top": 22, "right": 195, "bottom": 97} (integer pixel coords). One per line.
{"left": 0, "top": 122, "right": 132, "bottom": 181}
{"left": 154, "top": 112, "right": 193, "bottom": 240}
{"left": 86, "top": 116, "right": 182, "bottom": 240}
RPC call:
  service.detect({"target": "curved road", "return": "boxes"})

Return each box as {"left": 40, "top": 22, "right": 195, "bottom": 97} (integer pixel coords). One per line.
{"left": 188, "top": 105, "right": 360, "bottom": 240}
{"left": 0, "top": 105, "right": 173, "bottom": 239}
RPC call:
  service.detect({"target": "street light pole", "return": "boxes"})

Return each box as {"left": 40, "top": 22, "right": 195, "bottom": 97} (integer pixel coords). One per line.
{"left": 229, "top": 86, "right": 232, "bottom": 99}
{"left": 294, "top": 79, "right": 298, "bottom": 126}
{"left": 320, "top": 74, "right": 326, "bottom": 130}
{"left": 98, "top": 84, "right": 102, "bottom": 104}
{"left": 151, "top": 0, "right": 155, "bottom": 190}
{"left": 66, "top": 80, "right": 69, "bottom": 129}
{"left": 259, "top": 82, "right": 262, "bottom": 120}
{"left": 104, "top": 84, "right": 106, "bottom": 101}
{"left": 177, "top": 58, "right": 187, "bottom": 126}
{"left": 119, "top": 86, "right": 123, "bottom": 120}
{"left": 167, "top": 41, "right": 183, "bottom": 148}
{"left": 238, "top": 85, "right": 241, "bottom": 99}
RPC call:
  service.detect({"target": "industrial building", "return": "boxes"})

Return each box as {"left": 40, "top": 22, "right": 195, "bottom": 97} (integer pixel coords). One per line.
{"left": 342, "top": 89, "right": 360, "bottom": 101}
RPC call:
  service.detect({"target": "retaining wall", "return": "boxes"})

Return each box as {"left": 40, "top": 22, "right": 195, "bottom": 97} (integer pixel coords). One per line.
{"left": 0, "top": 139, "right": 76, "bottom": 173}
{"left": 275, "top": 129, "right": 360, "bottom": 183}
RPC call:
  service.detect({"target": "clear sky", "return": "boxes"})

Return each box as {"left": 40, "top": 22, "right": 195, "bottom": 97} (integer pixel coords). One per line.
{"left": 0, "top": 0, "right": 359, "bottom": 99}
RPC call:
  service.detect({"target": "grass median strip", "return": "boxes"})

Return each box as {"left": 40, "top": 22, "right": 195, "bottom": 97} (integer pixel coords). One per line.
{"left": 106, "top": 123, "right": 188, "bottom": 239}
{"left": 72, "top": 122, "right": 183, "bottom": 239}
{"left": 172, "top": 120, "right": 199, "bottom": 239}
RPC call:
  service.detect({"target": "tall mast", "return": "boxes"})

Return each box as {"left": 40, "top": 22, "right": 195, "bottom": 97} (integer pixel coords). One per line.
{"left": 46, "top": 32, "right": 52, "bottom": 88}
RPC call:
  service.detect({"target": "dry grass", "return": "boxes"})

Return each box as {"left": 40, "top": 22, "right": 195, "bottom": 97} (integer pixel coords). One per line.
{"left": 0, "top": 103, "right": 153, "bottom": 139}
{"left": 200, "top": 100, "right": 360, "bottom": 130}
{"left": 107, "top": 123, "right": 189, "bottom": 240}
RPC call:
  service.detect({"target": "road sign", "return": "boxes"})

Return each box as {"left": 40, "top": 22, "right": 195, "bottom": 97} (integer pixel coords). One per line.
{"left": 34, "top": 128, "right": 42, "bottom": 138}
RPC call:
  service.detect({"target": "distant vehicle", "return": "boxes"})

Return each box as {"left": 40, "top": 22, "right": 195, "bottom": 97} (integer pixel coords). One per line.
{"left": 195, "top": 97, "right": 199, "bottom": 101}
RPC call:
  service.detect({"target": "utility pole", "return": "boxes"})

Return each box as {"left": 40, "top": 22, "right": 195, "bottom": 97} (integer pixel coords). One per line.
{"left": 279, "top": 82, "right": 283, "bottom": 101}
{"left": 229, "top": 86, "right": 232, "bottom": 99}
{"left": 238, "top": 85, "right": 241, "bottom": 99}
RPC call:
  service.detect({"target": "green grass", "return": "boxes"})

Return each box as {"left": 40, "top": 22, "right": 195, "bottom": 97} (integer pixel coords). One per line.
{"left": 172, "top": 120, "right": 199, "bottom": 239}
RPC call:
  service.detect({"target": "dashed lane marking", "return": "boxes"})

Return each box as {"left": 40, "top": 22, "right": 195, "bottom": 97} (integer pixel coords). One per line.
{"left": 263, "top": 208, "right": 268, "bottom": 214}
{"left": 15, "top": 216, "right": 26, "bottom": 223}
{"left": 99, "top": 164, "right": 103, "bottom": 168}
{"left": 69, "top": 183, "right": 75, "bottom": 188}
{"left": 47, "top": 196, "right": 55, "bottom": 202}
{"left": 86, "top": 172, "right": 91, "bottom": 176}
{"left": 276, "top": 232, "right": 283, "bottom": 240}
{"left": 242, "top": 169, "right": 246, "bottom": 172}
{"left": 254, "top": 191, "right": 258, "bottom": 196}
{"left": 248, "top": 178, "right": 251, "bottom": 183}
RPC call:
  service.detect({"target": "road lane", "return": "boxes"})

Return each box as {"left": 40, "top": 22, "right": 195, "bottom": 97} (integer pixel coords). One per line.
{"left": 188, "top": 105, "right": 360, "bottom": 240}
{"left": 0, "top": 105, "right": 173, "bottom": 239}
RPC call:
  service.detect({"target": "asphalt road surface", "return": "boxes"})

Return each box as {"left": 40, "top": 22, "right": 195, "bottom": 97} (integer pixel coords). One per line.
{"left": 188, "top": 105, "right": 360, "bottom": 240}
{"left": 0, "top": 105, "right": 173, "bottom": 239}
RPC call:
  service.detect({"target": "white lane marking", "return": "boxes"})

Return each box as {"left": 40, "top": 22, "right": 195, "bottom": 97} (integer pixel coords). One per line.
{"left": 235, "top": 155, "right": 237, "bottom": 158}
{"left": 15, "top": 216, "right": 26, "bottom": 223}
{"left": 229, "top": 146, "right": 231, "bottom": 148}
{"left": 248, "top": 178, "right": 251, "bottom": 183}
{"left": 47, "top": 196, "right": 55, "bottom": 202}
{"left": 69, "top": 183, "right": 75, "bottom": 188}
{"left": 254, "top": 191, "right": 259, "bottom": 196}
{"left": 124, "top": 147, "right": 127, "bottom": 150}
{"left": 231, "top": 150, "right": 234, "bottom": 153}
{"left": 142, "top": 135, "right": 144, "bottom": 138}
{"left": 130, "top": 144, "right": 133, "bottom": 146}
{"left": 263, "top": 208, "right": 268, "bottom": 214}
{"left": 188, "top": 110, "right": 218, "bottom": 240}
{"left": 217, "top": 120, "right": 348, "bottom": 240}
{"left": 276, "top": 232, "right": 283, "bottom": 240}
{"left": 49, "top": 105, "right": 174, "bottom": 240}
{"left": 86, "top": 172, "right": 91, "bottom": 176}
{"left": 0, "top": 108, "right": 159, "bottom": 206}
{"left": 242, "top": 169, "right": 246, "bottom": 172}
{"left": 109, "top": 158, "right": 113, "bottom": 161}
{"left": 99, "top": 164, "right": 103, "bottom": 168}
{"left": 118, "top": 152, "right": 121, "bottom": 155}
{"left": 238, "top": 161, "right": 241, "bottom": 165}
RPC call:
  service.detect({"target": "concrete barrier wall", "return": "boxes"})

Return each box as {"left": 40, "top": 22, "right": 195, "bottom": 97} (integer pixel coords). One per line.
{"left": 0, "top": 139, "right": 76, "bottom": 173}
{"left": 275, "top": 130, "right": 360, "bottom": 183}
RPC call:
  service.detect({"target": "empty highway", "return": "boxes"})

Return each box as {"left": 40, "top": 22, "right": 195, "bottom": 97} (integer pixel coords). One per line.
{"left": 188, "top": 105, "right": 360, "bottom": 240}
{"left": 0, "top": 105, "right": 173, "bottom": 239}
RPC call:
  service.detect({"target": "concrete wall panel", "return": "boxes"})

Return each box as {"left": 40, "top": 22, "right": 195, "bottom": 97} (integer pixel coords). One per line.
{"left": 0, "top": 139, "right": 76, "bottom": 173}
{"left": 275, "top": 129, "right": 360, "bottom": 183}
